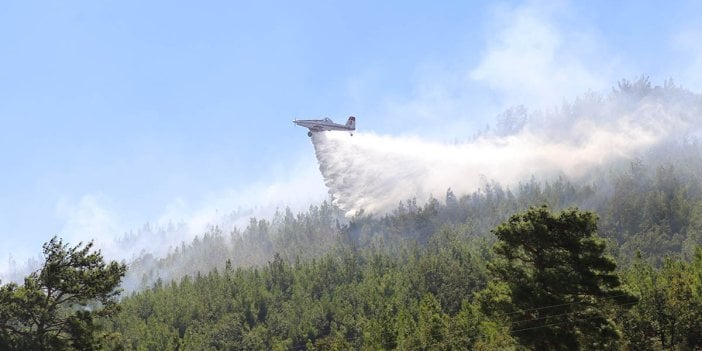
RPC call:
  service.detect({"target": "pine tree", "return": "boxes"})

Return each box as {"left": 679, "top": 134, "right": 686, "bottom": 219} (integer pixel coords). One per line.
{"left": 0, "top": 237, "right": 126, "bottom": 350}
{"left": 491, "top": 206, "right": 636, "bottom": 350}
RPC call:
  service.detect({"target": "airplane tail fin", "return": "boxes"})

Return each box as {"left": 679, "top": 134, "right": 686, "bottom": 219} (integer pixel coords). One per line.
{"left": 345, "top": 116, "right": 356, "bottom": 130}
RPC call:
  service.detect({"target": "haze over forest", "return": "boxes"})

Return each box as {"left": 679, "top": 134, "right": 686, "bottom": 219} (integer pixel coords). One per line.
{"left": 4, "top": 78, "right": 702, "bottom": 349}
{"left": 2, "top": 77, "right": 700, "bottom": 287}
{"left": 6, "top": 78, "right": 695, "bottom": 292}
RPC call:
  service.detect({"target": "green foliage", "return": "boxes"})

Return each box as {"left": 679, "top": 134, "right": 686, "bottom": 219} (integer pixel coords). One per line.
{"left": 490, "top": 206, "right": 636, "bottom": 350}
{"left": 101, "top": 196, "right": 702, "bottom": 349}
{"left": 125, "top": 202, "right": 345, "bottom": 291}
{"left": 620, "top": 249, "right": 702, "bottom": 350}
{"left": 106, "top": 237, "right": 490, "bottom": 350}
{"left": 0, "top": 236, "right": 127, "bottom": 350}
{"left": 88, "top": 137, "right": 702, "bottom": 349}
{"left": 123, "top": 139, "right": 702, "bottom": 292}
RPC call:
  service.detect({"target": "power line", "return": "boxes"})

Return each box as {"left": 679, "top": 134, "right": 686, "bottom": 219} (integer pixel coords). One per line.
{"left": 287, "top": 294, "right": 639, "bottom": 350}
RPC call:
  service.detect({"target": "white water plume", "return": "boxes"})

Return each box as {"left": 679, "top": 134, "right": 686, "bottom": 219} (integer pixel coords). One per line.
{"left": 312, "top": 81, "right": 702, "bottom": 216}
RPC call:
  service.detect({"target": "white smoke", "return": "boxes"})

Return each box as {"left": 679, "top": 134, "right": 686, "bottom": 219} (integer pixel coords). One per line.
{"left": 97, "top": 155, "right": 327, "bottom": 262}
{"left": 312, "top": 82, "right": 702, "bottom": 217}
{"left": 0, "top": 155, "right": 327, "bottom": 284}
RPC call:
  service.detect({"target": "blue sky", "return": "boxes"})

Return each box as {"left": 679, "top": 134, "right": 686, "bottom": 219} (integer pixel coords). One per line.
{"left": 1, "top": 0, "right": 702, "bottom": 270}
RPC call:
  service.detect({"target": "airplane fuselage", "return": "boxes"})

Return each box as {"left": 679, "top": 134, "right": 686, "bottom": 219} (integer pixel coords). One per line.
{"left": 293, "top": 116, "right": 355, "bottom": 136}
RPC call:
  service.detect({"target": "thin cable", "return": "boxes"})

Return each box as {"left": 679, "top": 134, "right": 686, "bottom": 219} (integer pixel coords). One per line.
{"left": 287, "top": 296, "right": 639, "bottom": 350}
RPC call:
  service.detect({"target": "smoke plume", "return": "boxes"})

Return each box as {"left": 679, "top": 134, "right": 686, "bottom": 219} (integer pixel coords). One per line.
{"left": 312, "top": 80, "right": 702, "bottom": 216}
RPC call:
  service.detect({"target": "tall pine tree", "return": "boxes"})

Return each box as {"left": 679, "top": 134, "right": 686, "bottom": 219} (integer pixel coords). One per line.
{"left": 491, "top": 206, "right": 636, "bottom": 350}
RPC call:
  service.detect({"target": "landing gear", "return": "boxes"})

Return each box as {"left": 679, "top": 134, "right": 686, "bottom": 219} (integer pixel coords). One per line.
{"left": 307, "top": 131, "right": 313, "bottom": 137}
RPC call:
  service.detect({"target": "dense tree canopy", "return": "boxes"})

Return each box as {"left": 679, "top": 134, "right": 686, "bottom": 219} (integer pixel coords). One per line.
{"left": 103, "top": 231, "right": 503, "bottom": 350}
{"left": 5, "top": 113, "right": 702, "bottom": 349}
{"left": 93, "top": 141, "right": 702, "bottom": 350}
{"left": 620, "top": 250, "right": 702, "bottom": 350}
{"left": 100, "top": 201, "right": 702, "bottom": 350}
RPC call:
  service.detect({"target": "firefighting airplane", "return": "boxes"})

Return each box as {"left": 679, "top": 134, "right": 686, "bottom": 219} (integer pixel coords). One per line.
{"left": 293, "top": 116, "right": 356, "bottom": 137}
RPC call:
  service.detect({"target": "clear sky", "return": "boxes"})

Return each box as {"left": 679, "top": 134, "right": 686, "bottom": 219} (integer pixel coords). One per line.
{"left": 1, "top": 0, "right": 702, "bottom": 270}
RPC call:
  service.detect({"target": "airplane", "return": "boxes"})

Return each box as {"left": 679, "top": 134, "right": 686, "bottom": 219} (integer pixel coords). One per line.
{"left": 293, "top": 116, "right": 356, "bottom": 137}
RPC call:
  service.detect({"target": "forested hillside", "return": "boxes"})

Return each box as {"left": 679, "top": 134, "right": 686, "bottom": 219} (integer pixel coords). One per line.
{"left": 101, "top": 139, "right": 702, "bottom": 350}
{"left": 4, "top": 79, "right": 702, "bottom": 349}
{"left": 123, "top": 136, "right": 702, "bottom": 292}
{"left": 105, "top": 206, "right": 702, "bottom": 350}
